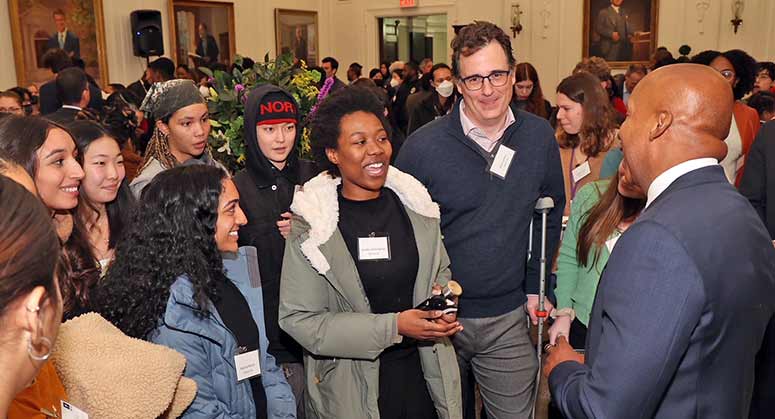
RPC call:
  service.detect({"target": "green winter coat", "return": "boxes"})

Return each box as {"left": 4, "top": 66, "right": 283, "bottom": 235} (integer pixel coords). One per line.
{"left": 279, "top": 167, "right": 463, "bottom": 419}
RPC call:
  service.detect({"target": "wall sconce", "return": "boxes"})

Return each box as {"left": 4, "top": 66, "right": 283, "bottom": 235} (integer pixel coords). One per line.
{"left": 510, "top": 3, "right": 523, "bottom": 37}
{"left": 731, "top": 0, "right": 744, "bottom": 34}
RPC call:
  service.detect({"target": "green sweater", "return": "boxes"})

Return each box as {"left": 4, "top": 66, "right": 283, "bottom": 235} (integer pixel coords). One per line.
{"left": 555, "top": 179, "right": 618, "bottom": 326}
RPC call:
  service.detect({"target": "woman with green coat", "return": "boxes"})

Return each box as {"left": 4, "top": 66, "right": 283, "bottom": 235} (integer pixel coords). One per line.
{"left": 279, "top": 87, "right": 463, "bottom": 419}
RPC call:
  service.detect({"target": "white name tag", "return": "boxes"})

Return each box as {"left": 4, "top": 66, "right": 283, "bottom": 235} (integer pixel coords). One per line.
{"left": 235, "top": 349, "right": 261, "bottom": 381}
{"left": 605, "top": 234, "right": 620, "bottom": 253}
{"left": 572, "top": 161, "right": 591, "bottom": 184}
{"left": 61, "top": 401, "right": 89, "bottom": 419}
{"left": 358, "top": 236, "right": 391, "bottom": 261}
{"left": 489, "top": 145, "right": 516, "bottom": 179}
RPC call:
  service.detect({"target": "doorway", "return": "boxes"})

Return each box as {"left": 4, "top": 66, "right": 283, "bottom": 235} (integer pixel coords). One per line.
{"left": 378, "top": 14, "right": 447, "bottom": 65}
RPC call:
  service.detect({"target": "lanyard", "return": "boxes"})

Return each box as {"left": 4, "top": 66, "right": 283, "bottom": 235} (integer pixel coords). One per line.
{"left": 569, "top": 147, "right": 588, "bottom": 200}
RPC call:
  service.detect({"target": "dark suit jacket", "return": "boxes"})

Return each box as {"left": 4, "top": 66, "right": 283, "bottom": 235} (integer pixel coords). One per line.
{"left": 595, "top": 6, "right": 632, "bottom": 61}
{"left": 196, "top": 34, "right": 219, "bottom": 64}
{"left": 550, "top": 165, "right": 775, "bottom": 419}
{"left": 46, "top": 31, "right": 80, "bottom": 59}
{"left": 740, "top": 120, "right": 775, "bottom": 238}
{"left": 39, "top": 80, "right": 103, "bottom": 115}
{"left": 45, "top": 107, "right": 80, "bottom": 125}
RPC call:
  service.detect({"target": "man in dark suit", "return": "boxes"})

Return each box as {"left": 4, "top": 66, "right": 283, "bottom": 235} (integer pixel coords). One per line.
{"left": 195, "top": 23, "right": 219, "bottom": 66}
{"left": 293, "top": 25, "right": 307, "bottom": 64}
{"left": 46, "top": 67, "right": 90, "bottom": 125}
{"left": 321, "top": 57, "right": 346, "bottom": 92}
{"left": 545, "top": 64, "right": 775, "bottom": 418}
{"left": 46, "top": 9, "right": 80, "bottom": 59}
{"left": 594, "top": 0, "right": 632, "bottom": 61}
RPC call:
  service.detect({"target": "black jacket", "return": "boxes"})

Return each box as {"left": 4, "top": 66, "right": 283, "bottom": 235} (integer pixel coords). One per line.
{"left": 233, "top": 84, "right": 319, "bottom": 364}
{"left": 45, "top": 106, "right": 80, "bottom": 125}
{"left": 392, "top": 76, "right": 419, "bottom": 135}
{"left": 196, "top": 34, "right": 220, "bottom": 64}
{"left": 740, "top": 120, "right": 775, "bottom": 239}
{"left": 40, "top": 79, "right": 104, "bottom": 115}
{"left": 407, "top": 92, "right": 457, "bottom": 135}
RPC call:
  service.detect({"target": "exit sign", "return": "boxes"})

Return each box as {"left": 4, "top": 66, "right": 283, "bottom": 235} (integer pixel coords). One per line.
{"left": 400, "top": 0, "right": 417, "bottom": 8}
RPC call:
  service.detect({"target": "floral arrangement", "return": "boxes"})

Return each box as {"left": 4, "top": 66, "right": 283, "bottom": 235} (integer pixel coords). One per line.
{"left": 201, "top": 52, "right": 322, "bottom": 173}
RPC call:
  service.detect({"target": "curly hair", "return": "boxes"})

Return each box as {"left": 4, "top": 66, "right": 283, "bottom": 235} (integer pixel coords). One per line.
{"left": 93, "top": 165, "right": 229, "bottom": 339}
{"left": 556, "top": 72, "right": 617, "bottom": 157}
{"left": 310, "top": 86, "right": 391, "bottom": 177}
{"left": 573, "top": 57, "right": 612, "bottom": 82}
{"left": 451, "top": 21, "right": 515, "bottom": 77}
{"left": 691, "top": 49, "right": 758, "bottom": 100}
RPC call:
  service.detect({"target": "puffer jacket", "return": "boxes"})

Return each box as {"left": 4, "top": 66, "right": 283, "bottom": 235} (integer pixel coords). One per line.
{"left": 279, "top": 167, "right": 463, "bottom": 419}
{"left": 151, "top": 247, "right": 296, "bottom": 418}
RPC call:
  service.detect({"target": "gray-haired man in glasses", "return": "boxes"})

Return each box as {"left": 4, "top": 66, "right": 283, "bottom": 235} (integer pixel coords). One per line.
{"left": 395, "top": 20, "right": 565, "bottom": 418}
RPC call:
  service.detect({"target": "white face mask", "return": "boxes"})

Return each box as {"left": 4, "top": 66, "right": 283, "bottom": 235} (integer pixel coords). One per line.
{"left": 436, "top": 80, "right": 455, "bottom": 98}
{"left": 389, "top": 78, "right": 400, "bottom": 88}
{"left": 199, "top": 85, "right": 211, "bottom": 97}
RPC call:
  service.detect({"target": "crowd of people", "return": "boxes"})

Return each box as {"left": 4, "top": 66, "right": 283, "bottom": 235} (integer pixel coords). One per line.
{"left": 2, "top": 17, "right": 775, "bottom": 419}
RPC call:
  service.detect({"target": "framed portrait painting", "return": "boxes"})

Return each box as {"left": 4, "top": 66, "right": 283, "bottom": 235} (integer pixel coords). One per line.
{"left": 8, "top": 0, "right": 109, "bottom": 87}
{"left": 583, "top": 0, "right": 659, "bottom": 67}
{"left": 274, "top": 9, "right": 318, "bottom": 66}
{"left": 168, "top": 0, "right": 236, "bottom": 70}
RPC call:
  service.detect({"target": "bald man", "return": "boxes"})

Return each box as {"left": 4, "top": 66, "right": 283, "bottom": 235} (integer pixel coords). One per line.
{"left": 544, "top": 64, "right": 775, "bottom": 419}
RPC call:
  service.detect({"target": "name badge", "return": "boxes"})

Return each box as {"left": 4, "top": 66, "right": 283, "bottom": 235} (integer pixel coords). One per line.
{"left": 605, "top": 234, "right": 621, "bottom": 253}
{"left": 572, "top": 161, "right": 591, "bottom": 184}
{"left": 358, "top": 236, "right": 391, "bottom": 261}
{"left": 235, "top": 349, "right": 261, "bottom": 381}
{"left": 489, "top": 145, "right": 515, "bottom": 179}
{"left": 61, "top": 401, "right": 89, "bottom": 419}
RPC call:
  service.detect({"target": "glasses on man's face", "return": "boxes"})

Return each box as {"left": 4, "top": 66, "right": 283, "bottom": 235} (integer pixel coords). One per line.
{"left": 0, "top": 107, "right": 22, "bottom": 114}
{"left": 718, "top": 69, "right": 735, "bottom": 81}
{"left": 459, "top": 70, "right": 511, "bottom": 91}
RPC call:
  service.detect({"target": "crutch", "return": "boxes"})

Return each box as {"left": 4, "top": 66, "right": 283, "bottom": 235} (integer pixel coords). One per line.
{"left": 530, "top": 197, "right": 555, "bottom": 419}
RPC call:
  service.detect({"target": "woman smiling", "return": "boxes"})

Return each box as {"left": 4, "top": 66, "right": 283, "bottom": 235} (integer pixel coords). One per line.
{"left": 279, "top": 87, "right": 462, "bottom": 419}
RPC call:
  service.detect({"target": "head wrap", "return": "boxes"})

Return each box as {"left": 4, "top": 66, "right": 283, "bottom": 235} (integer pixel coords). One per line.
{"left": 140, "top": 79, "right": 204, "bottom": 120}
{"left": 255, "top": 91, "right": 298, "bottom": 126}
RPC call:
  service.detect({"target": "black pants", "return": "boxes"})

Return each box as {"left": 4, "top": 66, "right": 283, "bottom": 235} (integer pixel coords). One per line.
{"left": 378, "top": 345, "right": 437, "bottom": 419}
{"left": 548, "top": 319, "right": 587, "bottom": 419}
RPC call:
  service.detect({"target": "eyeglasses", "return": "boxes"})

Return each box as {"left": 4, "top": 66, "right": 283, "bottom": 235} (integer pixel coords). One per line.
{"left": 459, "top": 70, "right": 511, "bottom": 91}
{"left": 0, "top": 107, "right": 22, "bottom": 114}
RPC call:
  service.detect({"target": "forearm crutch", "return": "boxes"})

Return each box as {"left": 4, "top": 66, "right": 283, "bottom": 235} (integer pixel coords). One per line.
{"left": 530, "top": 196, "right": 555, "bottom": 419}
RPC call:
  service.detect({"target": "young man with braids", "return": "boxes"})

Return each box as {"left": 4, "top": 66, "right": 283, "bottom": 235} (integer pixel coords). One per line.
{"left": 130, "top": 79, "right": 223, "bottom": 198}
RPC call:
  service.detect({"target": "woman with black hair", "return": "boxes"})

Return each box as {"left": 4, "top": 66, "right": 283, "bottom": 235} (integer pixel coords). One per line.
{"left": 94, "top": 164, "right": 296, "bottom": 418}
{"left": 279, "top": 87, "right": 462, "bottom": 418}
{"left": 692, "top": 49, "right": 760, "bottom": 185}
{"left": 68, "top": 121, "right": 135, "bottom": 277}
{"left": 103, "top": 89, "right": 143, "bottom": 181}
{"left": 130, "top": 79, "right": 223, "bottom": 197}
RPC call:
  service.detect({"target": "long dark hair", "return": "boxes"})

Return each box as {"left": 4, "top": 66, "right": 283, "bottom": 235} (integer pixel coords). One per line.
{"left": 93, "top": 165, "right": 229, "bottom": 339}
{"left": 515, "top": 62, "right": 548, "bottom": 118}
{"left": 556, "top": 72, "right": 617, "bottom": 157}
{"left": 69, "top": 120, "right": 135, "bottom": 250}
{"left": 577, "top": 176, "right": 646, "bottom": 268}
{"left": 0, "top": 115, "right": 69, "bottom": 177}
{"left": 0, "top": 175, "right": 60, "bottom": 316}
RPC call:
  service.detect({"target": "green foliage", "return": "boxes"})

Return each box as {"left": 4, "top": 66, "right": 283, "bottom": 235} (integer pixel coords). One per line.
{"left": 204, "top": 52, "right": 321, "bottom": 173}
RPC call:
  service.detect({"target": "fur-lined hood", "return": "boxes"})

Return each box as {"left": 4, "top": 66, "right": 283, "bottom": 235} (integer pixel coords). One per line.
{"left": 290, "top": 166, "right": 439, "bottom": 275}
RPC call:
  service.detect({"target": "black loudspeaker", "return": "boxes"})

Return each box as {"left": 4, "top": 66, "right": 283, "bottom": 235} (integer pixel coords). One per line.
{"left": 130, "top": 10, "right": 163, "bottom": 57}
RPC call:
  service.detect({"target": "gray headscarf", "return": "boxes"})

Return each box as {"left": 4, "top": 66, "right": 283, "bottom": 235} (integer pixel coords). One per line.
{"left": 140, "top": 79, "right": 205, "bottom": 120}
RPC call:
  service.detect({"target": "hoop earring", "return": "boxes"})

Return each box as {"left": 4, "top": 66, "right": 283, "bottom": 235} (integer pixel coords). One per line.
{"left": 27, "top": 336, "right": 52, "bottom": 362}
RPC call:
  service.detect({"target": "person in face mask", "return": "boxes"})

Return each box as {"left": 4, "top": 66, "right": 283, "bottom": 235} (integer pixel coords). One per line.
{"left": 232, "top": 84, "right": 320, "bottom": 418}
{"left": 407, "top": 63, "right": 457, "bottom": 135}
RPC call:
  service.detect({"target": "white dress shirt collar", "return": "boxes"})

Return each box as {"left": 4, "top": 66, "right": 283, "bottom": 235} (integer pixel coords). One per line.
{"left": 646, "top": 158, "right": 718, "bottom": 208}
{"left": 61, "top": 105, "right": 82, "bottom": 111}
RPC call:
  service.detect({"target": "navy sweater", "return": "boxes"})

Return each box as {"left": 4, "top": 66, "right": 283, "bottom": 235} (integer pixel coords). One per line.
{"left": 395, "top": 101, "right": 565, "bottom": 318}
